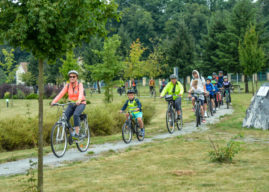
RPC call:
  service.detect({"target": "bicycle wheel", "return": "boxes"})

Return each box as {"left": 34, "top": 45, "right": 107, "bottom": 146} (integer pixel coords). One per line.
{"left": 51, "top": 123, "right": 67, "bottom": 158}
{"left": 226, "top": 94, "right": 229, "bottom": 109}
{"left": 166, "top": 108, "right": 175, "bottom": 134}
{"left": 195, "top": 105, "right": 201, "bottom": 127}
{"left": 176, "top": 110, "right": 183, "bottom": 131}
{"left": 135, "top": 123, "right": 144, "bottom": 141}
{"left": 76, "top": 116, "right": 90, "bottom": 152}
{"left": 122, "top": 122, "right": 133, "bottom": 144}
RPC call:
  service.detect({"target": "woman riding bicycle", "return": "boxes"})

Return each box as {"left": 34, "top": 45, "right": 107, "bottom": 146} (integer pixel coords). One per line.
{"left": 51, "top": 70, "right": 86, "bottom": 140}
{"left": 160, "top": 74, "right": 184, "bottom": 119}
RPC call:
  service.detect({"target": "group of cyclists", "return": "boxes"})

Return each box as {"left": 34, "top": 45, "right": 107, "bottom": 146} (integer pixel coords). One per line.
{"left": 51, "top": 69, "right": 232, "bottom": 146}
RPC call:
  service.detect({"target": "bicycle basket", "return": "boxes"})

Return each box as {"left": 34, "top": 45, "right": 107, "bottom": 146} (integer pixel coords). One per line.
{"left": 165, "top": 95, "right": 173, "bottom": 101}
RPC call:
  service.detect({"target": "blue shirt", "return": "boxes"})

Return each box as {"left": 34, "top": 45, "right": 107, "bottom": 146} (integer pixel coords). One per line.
{"left": 206, "top": 83, "right": 215, "bottom": 95}
{"left": 213, "top": 84, "right": 219, "bottom": 93}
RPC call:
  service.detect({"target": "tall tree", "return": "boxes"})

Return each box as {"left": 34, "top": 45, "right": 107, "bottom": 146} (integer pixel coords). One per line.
{"left": 0, "top": 1, "right": 118, "bottom": 191}
{"left": 90, "top": 35, "right": 122, "bottom": 103}
{"left": 239, "top": 25, "right": 265, "bottom": 94}
{"left": 0, "top": 49, "right": 17, "bottom": 83}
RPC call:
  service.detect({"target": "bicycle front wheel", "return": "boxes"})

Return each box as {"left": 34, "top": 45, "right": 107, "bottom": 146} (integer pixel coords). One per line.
{"left": 51, "top": 123, "right": 67, "bottom": 158}
{"left": 76, "top": 116, "right": 90, "bottom": 152}
{"left": 122, "top": 122, "right": 133, "bottom": 144}
{"left": 166, "top": 109, "right": 175, "bottom": 134}
{"left": 195, "top": 105, "right": 201, "bottom": 127}
{"left": 226, "top": 94, "right": 229, "bottom": 109}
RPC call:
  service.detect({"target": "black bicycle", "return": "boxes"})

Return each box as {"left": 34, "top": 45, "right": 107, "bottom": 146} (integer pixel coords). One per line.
{"left": 164, "top": 95, "right": 183, "bottom": 134}
{"left": 193, "top": 92, "right": 203, "bottom": 127}
{"left": 51, "top": 103, "right": 90, "bottom": 158}
{"left": 206, "top": 93, "right": 214, "bottom": 117}
{"left": 122, "top": 111, "right": 144, "bottom": 144}
{"left": 224, "top": 88, "right": 230, "bottom": 109}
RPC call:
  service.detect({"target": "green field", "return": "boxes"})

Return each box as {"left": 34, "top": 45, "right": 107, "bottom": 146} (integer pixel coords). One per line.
{"left": 0, "top": 91, "right": 269, "bottom": 191}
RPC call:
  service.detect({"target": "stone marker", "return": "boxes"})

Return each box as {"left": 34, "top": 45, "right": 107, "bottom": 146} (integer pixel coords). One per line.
{"left": 243, "top": 83, "right": 269, "bottom": 130}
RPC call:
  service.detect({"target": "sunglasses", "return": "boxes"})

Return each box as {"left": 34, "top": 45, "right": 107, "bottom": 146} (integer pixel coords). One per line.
{"left": 69, "top": 76, "right": 77, "bottom": 79}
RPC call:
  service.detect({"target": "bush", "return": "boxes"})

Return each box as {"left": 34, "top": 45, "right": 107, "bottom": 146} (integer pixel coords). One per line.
{"left": 17, "top": 89, "right": 26, "bottom": 99}
{"left": 208, "top": 137, "right": 241, "bottom": 163}
{"left": 17, "top": 84, "right": 31, "bottom": 96}
{"left": 26, "top": 93, "right": 39, "bottom": 99}
{"left": 4, "top": 91, "right": 11, "bottom": 99}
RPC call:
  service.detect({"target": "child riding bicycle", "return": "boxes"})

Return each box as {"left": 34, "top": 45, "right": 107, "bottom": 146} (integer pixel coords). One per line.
{"left": 160, "top": 74, "right": 184, "bottom": 120}
{"left": 120, "top": 89, "right": 144, "bottom": 136}
{"left": 189, "top": 80, "right": 205, "bottom": 123}
{"left": 206, "top": 76, "right": 216, "bottom": 113}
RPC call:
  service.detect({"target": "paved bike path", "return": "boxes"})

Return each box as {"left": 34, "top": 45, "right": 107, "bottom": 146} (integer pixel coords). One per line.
{"left": 0, "top": 107, "right": 233, "bottom": 176}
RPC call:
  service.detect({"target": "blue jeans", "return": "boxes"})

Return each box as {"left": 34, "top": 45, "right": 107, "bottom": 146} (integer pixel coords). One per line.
{"left": 65, "top": 104, "right": 86, "bottom": 127}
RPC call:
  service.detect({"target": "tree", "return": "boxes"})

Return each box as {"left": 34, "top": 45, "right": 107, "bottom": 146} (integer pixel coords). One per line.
{"left": 0, "top": 49, "right": 17, "bottom": 83}
{"left": 166, "top": 22, "right": 195, "bottom": 91}
{"left": 90, "top": 35, "right": 122, "bottom": 103}
{"left": 239, "top": 25, "right": 265, "bottom": 94}
{"left": 0, "top": 1, "right": 118, "bottom": 191}
{"left": 124, "top": 39, "right": 147, "bottom": 80}
{"left": 59, "top": 50, "right": 80, "bottom": 81}
{"left": 0, "top": 68, "right": 7, "bottom": 85}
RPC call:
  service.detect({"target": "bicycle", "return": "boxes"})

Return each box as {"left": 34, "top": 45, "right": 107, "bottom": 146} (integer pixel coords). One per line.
{"left": 206, "top": 94, "right": 214, "bottom": 117}
{"left": 121, "top": 111, "right": 144, "bottom": 144}
{"left": 150, "top": 86, "right": 156, "bottom": 100}
{"left": 164, "top": 95, "right": 183, "bottom": 134}
{"left": 216, "top": 91, "right": 222, "bottom": 109}
{"left": 50, "top": 103, "right": 90, "bottom": 158}
{"left": 224, "top": 88, "right": 230, "bottom": 109}
{"left": 192, "top": 91, "right": 204, "bottom": 127}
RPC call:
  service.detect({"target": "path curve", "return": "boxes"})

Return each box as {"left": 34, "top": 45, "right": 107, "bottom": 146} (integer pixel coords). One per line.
{"left": 0, "top": 107, "right": 233, "bottom": 176}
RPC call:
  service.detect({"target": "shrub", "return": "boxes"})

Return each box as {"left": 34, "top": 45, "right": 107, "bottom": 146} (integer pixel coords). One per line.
{"left": 208, "top": 137, "right": 241, "bottom": 163}
{"left": 17, "top": 89, "right": 26, "bottom": 99}
{"left": 17, "top": 84, "right": 31, "bottom": 96}
{"left": 0, "top": 84, "right": 13, "bottom": 98}
{"left": 4, "top": 91, "right": 11, "bottom": 99}
{"left": 26, "top": 93, "right": 39, "bottom": 99}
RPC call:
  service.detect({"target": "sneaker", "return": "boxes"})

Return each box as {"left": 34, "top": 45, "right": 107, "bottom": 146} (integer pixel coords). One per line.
{"left": 140, "top": 128, "right": 145, "bottom": 137}
{"left": 204, "top": 112, "right": 208, "bottom": 118}
{"left": 216, "top": 108, "right": 219, "bottom": 111}
{"left": 72, "top": 133, "right": 79, "bottom": 140}
{"left": 202, "top": 119, "right": 206, "bottom": 123}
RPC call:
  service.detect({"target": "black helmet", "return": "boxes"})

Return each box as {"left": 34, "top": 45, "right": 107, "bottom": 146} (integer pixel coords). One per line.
{"left": 212, "top": 72, "right": 217, "bottom": 76}
{"left": 170, "top": 74, "right": 177, "bottom": 79}
{"left": 127, "top": 89, "right": 135, "bottom": 94}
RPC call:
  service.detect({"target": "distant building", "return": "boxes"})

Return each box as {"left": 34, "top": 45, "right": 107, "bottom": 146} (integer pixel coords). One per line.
{"left": 16, "top": 62, "right": 29, "bottom": 85}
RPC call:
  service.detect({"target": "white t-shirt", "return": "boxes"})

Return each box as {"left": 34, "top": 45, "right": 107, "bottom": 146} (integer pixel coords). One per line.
{"left": 190, "top": 77, "right": 205, "bottom": 91}
{"left": 190, "top": 86, "right": 205, "bottom": 100}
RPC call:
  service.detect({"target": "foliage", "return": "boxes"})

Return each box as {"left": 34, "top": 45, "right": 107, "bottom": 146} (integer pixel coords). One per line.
{"left": 21, "top": 72, "right": 37, "bottom": 86}
{"left": 124, "top": 39, "right": 147, "bottom": 80}
{"left": 20, "top": 160, "right": 38, "bottom": 192}
{"left": 239, "top": 25, "right": 265, "bottom": 78}
{"left": 209, "top": 137, "right": 241, "bottom": 163}
{"left": 0, "top": 49, "right": 17, "bottom": 83}
{"left": 0, "top": 68, "right": 7, "bottom": 85}
{"left": 90, "top": 35, "right": 122, "bottom": 103}
{"left": 59, "top": 50, "right": 80, "bottom": 81}
{"left": 26, "top": 93, "right": 39, "bottom": 100}
{"left": 4, "top": 91, "right": 10, "bottom": 99}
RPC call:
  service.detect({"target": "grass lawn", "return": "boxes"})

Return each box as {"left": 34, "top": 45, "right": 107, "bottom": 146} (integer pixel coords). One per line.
{"left": 0, "top": 93, "right": 268, "bottom": 191}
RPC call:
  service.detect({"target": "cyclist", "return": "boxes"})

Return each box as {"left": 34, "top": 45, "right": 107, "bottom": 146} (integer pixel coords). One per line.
{"left": 160, "top": 74, "right": 184, "bottom": 120}
{"left": 160, "top": 79, "right": 167, "bottom": 93}
{"left": 222, "top": 76, "right": 232, "bottom": 103}
{"left": 131, "top": 79, "right": 137, "bottom": 94}
{"left": 51, "top": 70, "right": 86, "bottom": 140}
{"left": 212, "top": 80, "right": 219, "bottom": 110}
{"left": 120, "top": 89, "right": 144, "bottom": 136}
{"left": 218, "top": 71, "right": 224, "bottom": 87}
{"left": 206, "top": 76, "right": 216, "bottom": 113}
{"left": 212, "top": 72, "right": 218, "bottom": 81}
{"left": 189, "top": 70, "right": 207, "bottom": 116}
{"left": 149, "top": 78, "right": 155, "bottom": 95}
{"left": 189, "top": 80, "right": 205, "bottom": 123}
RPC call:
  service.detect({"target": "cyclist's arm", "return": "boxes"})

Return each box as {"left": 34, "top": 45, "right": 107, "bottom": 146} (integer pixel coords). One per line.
{"left": 121, "top": 100, "right": 128, "bottom": 111}
{"left": 78, "top": 83, "right": 84, "bottom": 103}
{"left": 160, "top": 84, "right": 169, "bottom": 97}
{"left": 178, "top": 82, "right": 184, "bottom": 96}
{"left": 52, "top": 84, "right": 68, "bottom": 104}
{"left": 136, "top": 99, "right": 142, "bottom": 111}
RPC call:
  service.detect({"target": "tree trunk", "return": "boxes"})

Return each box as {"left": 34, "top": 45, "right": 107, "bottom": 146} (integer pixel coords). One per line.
{"left": 97, "top": 80, "right": 101, "bottom": 94}
{"left": 244, "top": 74, "right": 249, "bottom": 93}
{"left": 37, "top": 59, "right": 44, "bottom": 192}
{"left": 183, "top": 76, "right": 187, "bottom": 93}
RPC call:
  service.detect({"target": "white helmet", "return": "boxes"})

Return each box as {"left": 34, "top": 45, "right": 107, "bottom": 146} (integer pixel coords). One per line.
{"left": 68, "top": 70, "right": 79, "bottom": 76}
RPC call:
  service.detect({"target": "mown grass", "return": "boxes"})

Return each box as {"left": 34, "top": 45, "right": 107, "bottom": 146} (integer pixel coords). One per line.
{"left": 0, "top": 93, "right": 268, "bottom": 191}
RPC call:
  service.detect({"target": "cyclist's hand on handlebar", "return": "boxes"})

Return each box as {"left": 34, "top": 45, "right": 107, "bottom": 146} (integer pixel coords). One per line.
{"left": 76, "top": 101, "right": 81, "bottom": 106}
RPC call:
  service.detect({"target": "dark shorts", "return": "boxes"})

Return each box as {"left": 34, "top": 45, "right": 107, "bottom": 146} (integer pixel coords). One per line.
{"left": 194, "top": 97, "right": 204, "bottom": 105}
{"left": 209, "top": 94, "right": 215, "bottom": 99}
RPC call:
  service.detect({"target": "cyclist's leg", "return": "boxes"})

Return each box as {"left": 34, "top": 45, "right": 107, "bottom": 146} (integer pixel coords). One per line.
{"left": 73, "top": 104, "right": 86, "bottom": 135}
{"left": 211, "top": 95, "right": 215, "bottom": 108}
{"left": 200, "top": 99, "right": 205, "bottom": 117}
{"left": 204, "top": 95, "right": 207, "bottom": 115}
{"left": 133, "top": 112, "right": 144, "bottom": 128}
{"left": 65, "top": 104, "right": 75, "bottom": 127}
{"left": 174, "top": 97, "right": 182, "bottom": 117}
{"left": 214, "top": 94, "right": 218, "bottom": 108}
